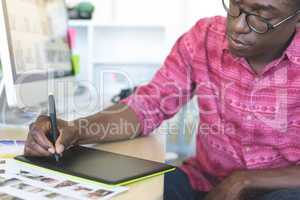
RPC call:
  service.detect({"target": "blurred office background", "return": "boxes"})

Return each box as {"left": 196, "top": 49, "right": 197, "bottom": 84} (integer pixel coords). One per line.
{"left": 68, "top": 0, "right": 225, "bottom": 165}
{"left": 0, "top": 0, "right": 225, "bottom": 165}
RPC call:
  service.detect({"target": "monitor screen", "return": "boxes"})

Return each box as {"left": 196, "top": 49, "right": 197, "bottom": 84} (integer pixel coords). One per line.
{"left": 2, "top": 0, "right": 72, "bottom": 83}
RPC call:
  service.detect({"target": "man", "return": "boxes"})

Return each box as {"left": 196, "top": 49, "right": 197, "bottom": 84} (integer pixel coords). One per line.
{"left": 25, "top": 0, "right": 300, "bottom": 199}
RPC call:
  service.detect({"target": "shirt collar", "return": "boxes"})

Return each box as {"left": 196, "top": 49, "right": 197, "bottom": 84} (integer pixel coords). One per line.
{"left": 285, "top": 28, "right": 300, "bottom": 65}
{"left": 222, "top": 35, "right": 229, "bottom": 51}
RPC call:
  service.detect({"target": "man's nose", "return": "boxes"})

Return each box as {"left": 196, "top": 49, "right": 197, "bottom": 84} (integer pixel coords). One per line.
{"left": 231, "top": 13, "right": 251, "bottom": 34}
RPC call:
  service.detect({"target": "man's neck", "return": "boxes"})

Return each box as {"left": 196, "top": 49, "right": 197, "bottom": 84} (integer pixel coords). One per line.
{"left": 246, "top": 46, "right": 287, "bottom": 74}
{"left": 246, "top": 54, "right": 280, "bottom": 74}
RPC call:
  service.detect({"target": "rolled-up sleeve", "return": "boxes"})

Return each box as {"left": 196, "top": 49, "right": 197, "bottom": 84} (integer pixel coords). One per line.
{"left": 120, "top": 31, "right": 196, "bottom": 136}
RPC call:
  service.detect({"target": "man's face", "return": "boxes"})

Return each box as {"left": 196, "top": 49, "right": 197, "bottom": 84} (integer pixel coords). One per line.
{"left": 226, "top": 0, "right": 300, "bottom": 58}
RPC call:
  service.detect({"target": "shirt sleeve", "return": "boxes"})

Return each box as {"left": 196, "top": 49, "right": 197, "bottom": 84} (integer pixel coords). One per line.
{"left": 120, "top": 27, "right": 199, "bottom": 136}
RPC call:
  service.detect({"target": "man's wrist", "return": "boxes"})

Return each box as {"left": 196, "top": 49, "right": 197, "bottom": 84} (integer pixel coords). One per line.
{"left": 70, "top": 117, "right": 105, "bottom": 144}
{"left": 70, "top": 118, "right": 83, "bottom": 144}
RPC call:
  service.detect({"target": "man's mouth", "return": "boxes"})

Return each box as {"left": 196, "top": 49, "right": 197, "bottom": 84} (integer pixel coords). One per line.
{"left": 228, "top": 35, "right": 252, "bottom": 49}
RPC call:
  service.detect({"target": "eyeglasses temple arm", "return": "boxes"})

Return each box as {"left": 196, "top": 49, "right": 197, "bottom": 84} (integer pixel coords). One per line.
{"left": 272, "top": 10, "right": 300, "bottom": 28}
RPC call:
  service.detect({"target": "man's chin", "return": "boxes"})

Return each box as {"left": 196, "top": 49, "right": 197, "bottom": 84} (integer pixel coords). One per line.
{"left": 228, "top": 46, "right": 249, "bottom": 58}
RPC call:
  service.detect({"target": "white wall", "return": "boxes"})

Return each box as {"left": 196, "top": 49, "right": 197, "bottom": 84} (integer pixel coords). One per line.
{"left": 185, "top": 0, "right": 226, "bottom": 28}
{"left": 70, "top": 0, "right": 226, "bottom": 83}
{"left": 87, "top": 0, "right": 226, "bottom": 54}
{"left": 90, "top": 0, "right": 225, "bottom": 35}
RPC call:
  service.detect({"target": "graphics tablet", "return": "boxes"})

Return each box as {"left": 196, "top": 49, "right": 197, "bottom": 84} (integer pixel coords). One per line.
{"left": 15, "top": 146, "right": 175, "bottom": 186}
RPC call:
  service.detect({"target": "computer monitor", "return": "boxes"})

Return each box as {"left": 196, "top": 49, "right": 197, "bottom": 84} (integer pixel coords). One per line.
{"left": 0, "top": 0, "right": 74, "bottom": 108}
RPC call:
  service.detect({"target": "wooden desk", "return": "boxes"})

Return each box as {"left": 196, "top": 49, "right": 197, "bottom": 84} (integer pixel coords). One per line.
{"left": 0, "top": 127, "right": 166, "bottom": 200}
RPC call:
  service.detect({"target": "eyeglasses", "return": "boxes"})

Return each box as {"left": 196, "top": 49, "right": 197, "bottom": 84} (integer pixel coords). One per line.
{"left": 222, "top": 0, "right": 300, "bottom": 34}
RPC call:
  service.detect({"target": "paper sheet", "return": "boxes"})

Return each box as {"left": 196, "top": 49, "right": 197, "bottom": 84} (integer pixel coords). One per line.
{"left": 0, "top": 140, "right": 25, "bottom": 158}
{"left": 0, "top": 159, "right": 128, "bottom": 200}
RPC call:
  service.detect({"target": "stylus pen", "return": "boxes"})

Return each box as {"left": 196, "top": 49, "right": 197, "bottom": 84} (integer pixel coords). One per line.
{"left": 49, "top": 94, "right": 60, "bottom": 162}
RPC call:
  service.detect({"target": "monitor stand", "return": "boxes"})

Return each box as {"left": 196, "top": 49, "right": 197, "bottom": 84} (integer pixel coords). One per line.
{"left": 0, "top": 80, "right": 44, "bottom": 127}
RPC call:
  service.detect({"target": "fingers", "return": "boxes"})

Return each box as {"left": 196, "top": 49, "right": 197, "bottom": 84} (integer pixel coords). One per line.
{"left": 30, "top": 123, "right": 54, "bottom": 151}
{"left": 25, "top": 116, "right": 77, "bottom": 156}
{"left": 55, "top": 132, "right": 65, "bottom": 155}
{"left": 24, "top": 115, "right": 55, "bottom": 156}
{"left": 24, "top": 134, "right": 52, "bottom": 157}
{"left": 55, "top": 127, "right": 77, "bottom": 154}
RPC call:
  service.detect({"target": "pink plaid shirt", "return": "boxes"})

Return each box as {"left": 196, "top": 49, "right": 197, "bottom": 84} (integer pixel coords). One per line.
{"left": 121, "top": 16, "right": 300, "bottom": 192}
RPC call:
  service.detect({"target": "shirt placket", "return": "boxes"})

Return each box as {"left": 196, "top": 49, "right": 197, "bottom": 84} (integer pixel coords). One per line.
{"left": 241, "top": 73, "right": 263, "bottom": 168}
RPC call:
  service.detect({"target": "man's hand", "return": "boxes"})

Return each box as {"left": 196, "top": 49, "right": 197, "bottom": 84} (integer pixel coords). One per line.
{"left": 24, "top": 115, "right": 79, "bottom": 157}
{"left": 205, "top": 171, "right": 252, "bottom": 200}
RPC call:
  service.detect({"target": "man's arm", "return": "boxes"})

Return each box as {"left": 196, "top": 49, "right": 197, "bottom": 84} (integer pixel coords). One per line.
{"left": 243, "top": 165, "right": 300, "bottom": 189}
{"left": 25, "top": 28, "right": 196, "bottom": 157}
{"left": 204, "top": 166, "right": 300, "bottom": 200}
{"left": 24, "top": 103, "right": 140, "bottom": 156}
{"left": 73, "top": 103, "right": 141, "bottom": 144}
